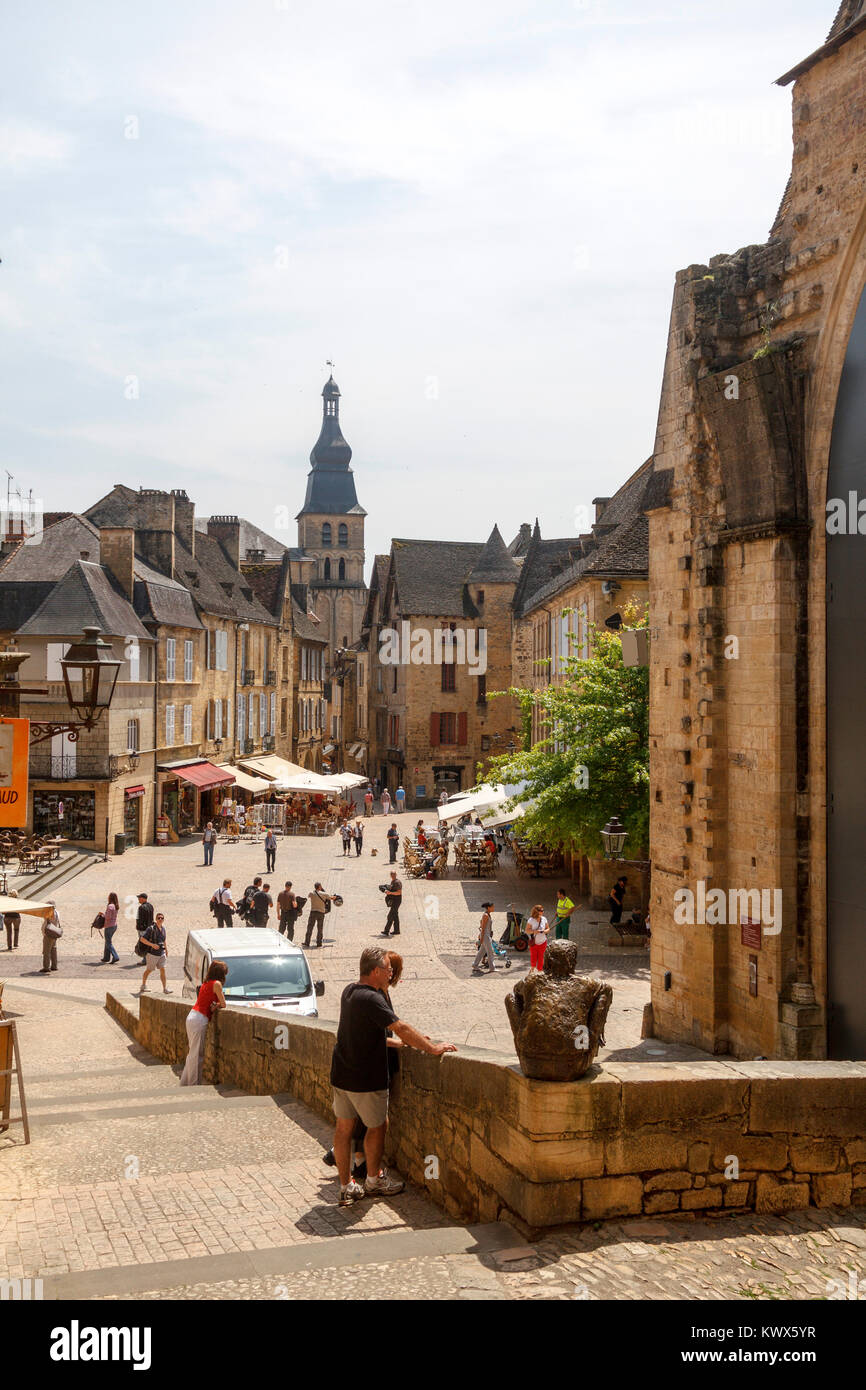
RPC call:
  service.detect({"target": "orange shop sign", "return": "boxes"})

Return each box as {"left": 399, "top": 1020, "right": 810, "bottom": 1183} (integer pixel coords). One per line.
{"left": 0, "top": 718, "right": 29, "bottom": 825}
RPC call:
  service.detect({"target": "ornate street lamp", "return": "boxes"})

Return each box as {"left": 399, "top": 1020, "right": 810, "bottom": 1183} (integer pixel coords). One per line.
{"left": 0, "top": 627, "right": 121, "bottom": 744}
{"left": 600, "top": 814, "right": 628, "bottom": 860}
{"left": 60, "top": 627, "right": 121, "bottom": 730}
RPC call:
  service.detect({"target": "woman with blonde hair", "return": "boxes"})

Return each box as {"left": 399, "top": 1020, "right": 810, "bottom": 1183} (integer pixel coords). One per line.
{"left": 180, "top": 960, "right": 227, "bottom": 1086}
{"left": 526, "top": 903, "right": 549, "bottom": 973}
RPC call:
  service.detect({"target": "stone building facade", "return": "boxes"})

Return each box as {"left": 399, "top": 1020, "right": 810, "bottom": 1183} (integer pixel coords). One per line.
{"left": 364, "top": 528, "right": 521, "bottom": 807}
{"left": 512, "top": 461, "right": 651, "bottom": 747}
{"left": 645, "top": 3, "right": 866, "bottom": 1060}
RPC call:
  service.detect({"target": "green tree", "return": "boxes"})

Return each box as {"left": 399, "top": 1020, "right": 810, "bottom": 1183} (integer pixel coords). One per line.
{"left": 483, "top": 606, "right": 649, "bottom": 858}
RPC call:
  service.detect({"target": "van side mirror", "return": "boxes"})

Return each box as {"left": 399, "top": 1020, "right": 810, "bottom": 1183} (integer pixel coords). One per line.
{"left": 315, "top": 980, "right": 325, "bottom": 997}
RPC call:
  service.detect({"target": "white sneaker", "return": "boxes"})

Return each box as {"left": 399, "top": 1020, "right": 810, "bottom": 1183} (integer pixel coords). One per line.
{"left": 339, "top": 1180, "right": 365, "bottom": 1207}
{"left": 365, "top": 1169, "right": 404, "bottom": 1196}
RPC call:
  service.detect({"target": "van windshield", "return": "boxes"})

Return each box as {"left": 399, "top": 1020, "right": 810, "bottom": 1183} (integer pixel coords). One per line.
{"left": 223, "top": 955, "right": 313, "bottom": 1000}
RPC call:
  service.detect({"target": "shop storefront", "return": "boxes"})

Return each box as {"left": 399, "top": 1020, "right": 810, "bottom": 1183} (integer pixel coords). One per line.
{"left": 157, "top": 760, "right": 235, "bottom": 836}
{"left": 123, "top": 785, "right": 145, "bottom": 846}
{"left": 32, "top": 788, "right": 96, "bottom": 841}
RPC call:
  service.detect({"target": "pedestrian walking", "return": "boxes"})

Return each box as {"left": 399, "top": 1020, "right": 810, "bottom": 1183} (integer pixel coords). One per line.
{"left": 277, "top": 882, "right": 299, "bottom": 939}
{"left": 471, "top": 902, "right": 499, "bottom": 974}
{"left": 39, "top": 904, "right": 62, "bottom": 973}
{"left": 381, "top": 871, "right": 402, "bottom": 937}
{"left": 135, "top": 893, "right": 154, "bottom": 965}
{"left": 249, "top": 882, "right": 273, "bottom": 928}
{"left": 264, "top": 828, "right": 277, "bottom": 873}
{"left": 202, "top": 821, "right": 218, "bottom": 866}
{"left": 395, "top": 784, "right": 405, "bottom": 814}
{"left": 304, "top": 882, "right": 333, "bottom": 949}
{"left": 211, "top": 879, "right": 236, "bottom": 929}
{"left": 554, "top": 888, "right": 575, "bottom": 941}
{"left": 381, "top": 788, "right": 391, "bottom": 816}
{"left": 526, "top": 903, "right": 549, "bottom": 972}
{"left": 608, "top": 876, "right": 628, "bottom": 932}
{"left": 180, "top": 960, "right": 227, "bottom": 1086}
{"left": 330, "top": 946, "right": 456, "bottom": 1206}
{"left": 3, "top": 890, "right": 20, "bottom": 951}
{"left": 353, "top": 820, "right": 364, "bottom": 856}
{"left": 386, "top": 822, "right": 400, "bottom": 864}
{"left": 138, "top": 912, "right": 172, "bottom": 994}
{"left": 364, "top": 789, "right": 374, "bottom": 818}
{"left": 340, "top": 822, "right": 352, "bottom": 855}
{"left": 100, "top": 892, "right": 120, "bottom": 963}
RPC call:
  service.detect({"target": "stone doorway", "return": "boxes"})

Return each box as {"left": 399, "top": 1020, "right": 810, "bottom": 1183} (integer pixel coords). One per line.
{"left": 826, "top": 281, "right": 866, "bottom": 1058}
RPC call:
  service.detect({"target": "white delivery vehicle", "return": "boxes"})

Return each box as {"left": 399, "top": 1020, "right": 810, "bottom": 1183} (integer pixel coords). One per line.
{"left": 182, "top": 927, "right": 324, "bottom": 1018}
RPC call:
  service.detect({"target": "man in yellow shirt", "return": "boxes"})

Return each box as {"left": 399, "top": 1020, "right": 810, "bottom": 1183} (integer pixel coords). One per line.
{"left": 554, "top": 889, "right": 575, "bottom": 940}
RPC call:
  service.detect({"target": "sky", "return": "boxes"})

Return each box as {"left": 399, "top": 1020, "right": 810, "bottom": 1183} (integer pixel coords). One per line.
{"left": 1, "top": 0, "right": 829, "bottom": 574}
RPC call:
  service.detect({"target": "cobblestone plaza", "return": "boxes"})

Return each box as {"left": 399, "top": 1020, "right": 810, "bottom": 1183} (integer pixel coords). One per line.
{"left": 1, "top": 817, "right": 864, "bottom": 1303}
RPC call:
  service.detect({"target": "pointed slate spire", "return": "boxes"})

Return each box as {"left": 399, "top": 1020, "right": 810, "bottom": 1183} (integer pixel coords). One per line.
{"left": 297, "top": 376, "right": 366, "bottom": 518}
{"left": 468, "top": 524, "right": 521, "bottom": 583}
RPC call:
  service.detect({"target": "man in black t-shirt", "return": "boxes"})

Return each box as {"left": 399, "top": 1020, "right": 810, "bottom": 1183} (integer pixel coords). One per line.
{"left": 250, "top": 883, "right": 273, "bottom": 928}
{"left": 135, "top": 893, "right": 154, "bottom": 965}
{"left": 609, "top": 876, "right": 628, "bottom": 935}
{"left": 330, "top": 946, "right": 457, "bottom": 1207}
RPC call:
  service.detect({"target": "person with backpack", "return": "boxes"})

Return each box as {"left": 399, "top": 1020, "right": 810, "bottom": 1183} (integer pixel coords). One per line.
{"left": 210, "top": 880, "right": 236, "bottom": 929}
{"left": 99, "top": 892, "right": 120, "bottom": 963}
{"left": 138, "top": 912, "right": 171, "bottom": 994}
{"left": 277, "top": 882, "right": 299, "bottom": 939}
{"left": 264, "top": 828, "right": 277, "bottom": 874}
{"left": 202, "top": 821, "right": 218, "bottom": 866}
{"left": 135, "top": 893, "right": 154, "bottom": 965}
{"left": 249, "top": 882, "right": 273, "bottom": 928}
{"left": 237, "top": 877, "right": 262, "bottom": 923}
{"left": 304, "top": 882, "right": 333, "bottom": 949}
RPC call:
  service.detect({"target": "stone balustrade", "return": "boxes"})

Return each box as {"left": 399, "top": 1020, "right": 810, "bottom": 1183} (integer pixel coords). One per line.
{"left": 107, "top": 991, "right": 866, "bottom": 1234}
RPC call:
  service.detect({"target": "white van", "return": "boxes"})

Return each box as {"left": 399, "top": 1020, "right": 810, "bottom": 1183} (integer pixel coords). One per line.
{"left": 182, "top": 927, "right": 324, "bottom": 1018}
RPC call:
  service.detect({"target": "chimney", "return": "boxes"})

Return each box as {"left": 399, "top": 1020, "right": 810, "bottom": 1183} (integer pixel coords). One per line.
{"left": 593, "top": 497, "right": 612, "bottom": 524}
{"left": 100, "top": 527, "right": 136, "bottom": 601}
{"left": 135, "top": 489, "right": 175, "bottom": 576}
{"left": 208, "top": 515, "right": 240, "bottom": 570}
{"left": 171, "top": 488, "right": 195, "bottom": 557}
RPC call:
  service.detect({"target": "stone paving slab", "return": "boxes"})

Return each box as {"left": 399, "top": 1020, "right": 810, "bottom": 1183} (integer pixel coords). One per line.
{"left": 0, "top": 814, "right": 682, "bottom": 1059}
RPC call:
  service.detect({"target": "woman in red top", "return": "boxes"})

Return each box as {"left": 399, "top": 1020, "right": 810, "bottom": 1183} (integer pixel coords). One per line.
{"left": 180, "top": 960, "right": 227, "bottom": 1086}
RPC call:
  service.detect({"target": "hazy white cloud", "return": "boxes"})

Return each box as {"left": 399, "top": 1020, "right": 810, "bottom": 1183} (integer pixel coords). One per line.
{"left": 0, "top": 0, "right": 823, "bottom": 560}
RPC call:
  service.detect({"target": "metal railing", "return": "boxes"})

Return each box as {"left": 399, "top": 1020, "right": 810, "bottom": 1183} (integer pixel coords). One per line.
{"left": 29, "top": 753, "right": 111, "bottom": 780}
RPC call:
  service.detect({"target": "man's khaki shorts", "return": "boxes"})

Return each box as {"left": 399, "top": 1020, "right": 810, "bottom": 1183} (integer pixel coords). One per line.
{"left": 332, "top": 1087, "right": 388, "bottom": 1128}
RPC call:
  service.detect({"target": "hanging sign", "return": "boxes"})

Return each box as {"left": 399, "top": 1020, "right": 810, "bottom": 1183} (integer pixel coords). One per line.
{"left": 0, "top": 719, "right": 29, "bottom": 826}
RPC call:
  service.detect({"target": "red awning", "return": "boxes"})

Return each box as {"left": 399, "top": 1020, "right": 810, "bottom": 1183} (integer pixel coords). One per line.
{"left": 175, "top": 762, "right": 235, "bottom": 792}
{"left": 125, "top": 785, "right": 146, "bottom": 798}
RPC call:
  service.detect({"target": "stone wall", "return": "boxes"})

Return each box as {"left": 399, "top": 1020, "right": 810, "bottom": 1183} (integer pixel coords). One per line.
{"left": 646, "top": 21, "right": 866, "bottom": 1059}
{"left": 588, "top": 857, "right": 650, "bottom": 914}
{"left": 107, "top": 992, "right": 866, "bottom": 1234}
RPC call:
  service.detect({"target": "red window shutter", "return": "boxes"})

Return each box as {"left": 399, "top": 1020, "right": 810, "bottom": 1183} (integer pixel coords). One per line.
{"left": 430, "top": 712, "right": 440, "bottom": 746}
{"left": 457, "top": 712, "right": 468, "bottom": 745}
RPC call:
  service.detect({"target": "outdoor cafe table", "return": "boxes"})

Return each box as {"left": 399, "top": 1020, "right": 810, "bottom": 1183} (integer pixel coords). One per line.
{"left": 520, "top": 848, "right": 555, "bottom": 878}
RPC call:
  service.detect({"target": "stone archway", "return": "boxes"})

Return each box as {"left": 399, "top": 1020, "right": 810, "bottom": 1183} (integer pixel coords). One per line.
{"left": 824, "top": 279, "right": 866, "bottom": 1057}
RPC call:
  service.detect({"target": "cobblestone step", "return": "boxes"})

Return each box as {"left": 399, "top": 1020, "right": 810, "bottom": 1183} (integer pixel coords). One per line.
{"left": 42, "top": 1221, "right": 522, "bottom": 1300}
